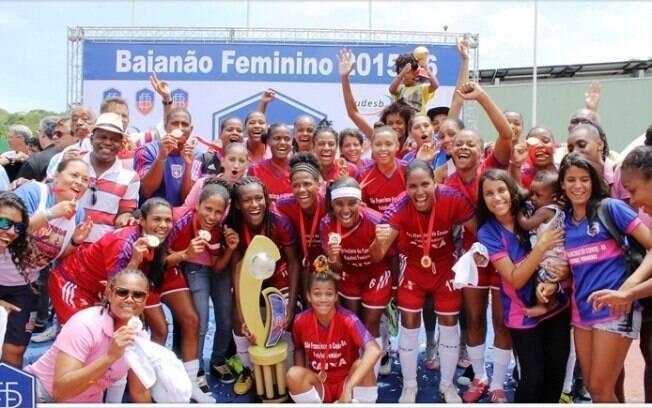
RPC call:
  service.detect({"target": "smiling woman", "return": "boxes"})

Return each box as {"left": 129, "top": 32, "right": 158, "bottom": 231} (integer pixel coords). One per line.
{"left": 25, "top": 269, "right": 152, "bottom": 403}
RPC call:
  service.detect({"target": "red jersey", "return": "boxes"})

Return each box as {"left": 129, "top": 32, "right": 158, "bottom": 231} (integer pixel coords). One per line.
{"left": 355, "top": 159, "right": 407, "bottom": 213}
{"left": 292, "top": 307, "right": 373, "bottom": 383}
{"left": 248, "top": 159, "right": 291, "bottom": 203}
{"left": 382, "top": 186, "right": 474, "bottom": 271}
{"left": 319, "top": 207, "right": 386, "bottom": 277}
{"left": 168, "top": 206, "right": 224, "bottom": 259}
{"left": 321, "top": 161, "right": 357, "bottom": 183}
{"left": 55, "top": 226, "right": 149, "bottom": 293}
{"left": 275, "top": 193, "right": 327, "bottom": 267}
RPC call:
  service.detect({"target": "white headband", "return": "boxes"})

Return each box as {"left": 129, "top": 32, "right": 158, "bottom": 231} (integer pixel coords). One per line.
{"left": 331, "top": 186, "right": 362, "bottom": 201}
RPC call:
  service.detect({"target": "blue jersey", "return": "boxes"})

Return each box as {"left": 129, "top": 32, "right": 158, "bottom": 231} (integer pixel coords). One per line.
{"left": 564, "top": 199, "right": 641, "bottom": 326}
{"left": 478, "top": 217, "right": 569, "bottom": 329}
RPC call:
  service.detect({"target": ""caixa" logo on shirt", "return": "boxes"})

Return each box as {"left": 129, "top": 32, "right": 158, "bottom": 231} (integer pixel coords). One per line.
{"left": 0, "top": 363, "right": 34, "bottom": 408}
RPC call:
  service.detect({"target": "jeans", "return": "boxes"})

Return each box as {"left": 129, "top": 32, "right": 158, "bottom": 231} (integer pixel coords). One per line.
{"left": 510, "top": 309, "right": 571, "bottom": 403}
{"left": 182, "top": 262, "right": 233, "bottom": 369}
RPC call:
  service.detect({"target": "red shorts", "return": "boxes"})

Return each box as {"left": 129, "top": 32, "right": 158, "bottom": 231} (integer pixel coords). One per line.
{"left": 397, "top": 264, "right": 461, "bottom": 314}
{"left": 337, "top": 268, "right": 391, "bottom": 309}
{"left": 145, "top": 267, "right": 189, "bottom": 308}
{"left": 320, "top": 379, "right": 345, "bottom": 403}
{"left": 49, "top": 270, "right": 102, "bottom": 324}
{"left": 475, "top": 264, "right": 501, "bottom": 289}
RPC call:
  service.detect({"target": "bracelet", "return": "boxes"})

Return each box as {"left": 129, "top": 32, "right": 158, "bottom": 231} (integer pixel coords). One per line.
{"left": 162, "top": 99, "right": 173, "bottom": 106}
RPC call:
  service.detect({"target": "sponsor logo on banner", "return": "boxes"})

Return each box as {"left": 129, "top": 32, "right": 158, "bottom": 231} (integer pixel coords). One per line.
{"left": 102, "top": 88, "right": 122, "bottom": 100}
{"left": 171, "top": 89, "right": 188, "bottom": 108}
{"left": 135, "top": 88, "right": 155, "bottom": 115}
{"left": 212, "top": 89, "right": 326, "bottom": 140}
{"left": 0, "top": 363, "right": 35, "bottom": 408}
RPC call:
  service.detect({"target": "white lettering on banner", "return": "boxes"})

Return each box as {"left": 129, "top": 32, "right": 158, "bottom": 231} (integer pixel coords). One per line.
{"left": 222, "top": 50, "right": 333, "bottom": 76}
{"left": 116, "top": 50, "right": 213, "bottom": 74}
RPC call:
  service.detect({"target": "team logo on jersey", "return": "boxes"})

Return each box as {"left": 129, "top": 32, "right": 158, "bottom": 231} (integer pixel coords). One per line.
{"left": 171, "top": 89, "right": 188, "bottom": 108}
{"left": 587, "top": 222, "right": 600, "bottom": 237}
{"left": 102, "top": 88, "right": 122, "bottom": 100}
{"left": 170, "top": 164, "right": 183, "bottom": 178}
{"left": 136, "top": 88, "right": 155, "bottom": 115}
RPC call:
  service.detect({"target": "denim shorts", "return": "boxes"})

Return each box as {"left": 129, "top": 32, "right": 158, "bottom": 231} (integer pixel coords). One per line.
{"left": 577, "top": 309, "right": 642, "bottom": 339}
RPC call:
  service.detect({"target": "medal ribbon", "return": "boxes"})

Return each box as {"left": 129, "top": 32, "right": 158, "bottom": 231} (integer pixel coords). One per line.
{"left": 312, "top": 311, "right": 337, "bottom": 379}
{"left": 415, "top": 195, "right": 437, "bottom": 265}
{"left": 299, "top": 200, "right": 321, "bottom": 263}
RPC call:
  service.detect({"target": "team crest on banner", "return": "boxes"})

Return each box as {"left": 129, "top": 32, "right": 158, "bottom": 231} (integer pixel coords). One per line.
{"left": 136, "top": 88, "right": 155, "bottom": 115}
{"left": 102, "top": 88, "right": 121, "bottom": 100}
{"left": 171, "top": 89, "right": 188, "bottom": 108}
{"left": 170, "top": 164, "right": 183, "bottom": 178}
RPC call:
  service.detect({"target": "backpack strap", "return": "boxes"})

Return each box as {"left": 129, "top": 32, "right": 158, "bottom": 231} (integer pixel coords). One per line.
{"left": 596, "top": 198, "right": 626, "bottom": 247}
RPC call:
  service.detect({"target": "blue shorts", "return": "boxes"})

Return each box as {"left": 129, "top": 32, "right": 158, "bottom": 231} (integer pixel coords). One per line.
{"left": 576, "top": 309, "right": 642, "bottom": 340}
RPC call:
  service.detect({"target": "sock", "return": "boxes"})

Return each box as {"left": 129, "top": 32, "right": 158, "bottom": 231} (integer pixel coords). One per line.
{"left": 282, "top": 331, "right": 295, "bottom": 369}
{"left": 438, "top": 324, "right": 460, "bottom": 387}
{"left": 183, "top": 359, "right": 216, "bottom": 403}
{"left": 290, "top": 386, "right": 321, "bottom": 403}
{"left": 398, "top": 326, "right": 420, "bottom": 386}
{"left": 379, "top": 314, "right": 390, "bottom": 352}
{"left": 233, "top": 332, "right": 252, "bottom": 369}
{"left": 489, "top": 347, "right": 511, "bottom": 391}
{"left": 353, "top": 385, "right": 378, "bottom": 403}
{"left": 562, "top": 332, "right": 576, "bottom": 394}
{"left": 104, "top": 374, "right": 127, "bottom": 403}
{"left": 467, "top": 343, "right": 487, "bottom": 381}
{"left": 374, "top": 337, "right": 382, "bottom": 377}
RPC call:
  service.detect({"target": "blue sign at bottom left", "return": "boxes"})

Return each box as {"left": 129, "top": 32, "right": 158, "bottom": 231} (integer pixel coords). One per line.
{"left": 0, "top": 363, "right": 34, "bottom": 408}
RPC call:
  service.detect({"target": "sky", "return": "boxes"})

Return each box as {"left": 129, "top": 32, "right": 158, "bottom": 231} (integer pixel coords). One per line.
{"left": 0, "top": 0, "right": 650, "bottom": 113}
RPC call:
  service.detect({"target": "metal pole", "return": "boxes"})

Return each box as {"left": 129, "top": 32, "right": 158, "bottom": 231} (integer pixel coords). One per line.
{"left": 532, "top": 0, "right": 538, "bottom": 126}
{"left": 368, "top": 0, "right": 372, "bottom": 30}
{"left": 131, "top": 0, "right": 135, "bottom": 26}
{"left": 246, "top": 0, "right": 251, "bottom": 29}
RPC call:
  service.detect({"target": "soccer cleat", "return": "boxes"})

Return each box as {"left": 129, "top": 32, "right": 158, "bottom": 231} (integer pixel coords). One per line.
{"left": 440, "top": 383, "right": 462, "bottom": 403}
{"left": 211, "top": 362, "right": 236, "bottom": 384}
{"left": 489, "top": 388, "right": 508, "bottom": 403}
{"left": 462, "top": 378, "right": 488, "bottom": 403}
{"left": 233, "top": 367, "right": 254, "bottom": 396}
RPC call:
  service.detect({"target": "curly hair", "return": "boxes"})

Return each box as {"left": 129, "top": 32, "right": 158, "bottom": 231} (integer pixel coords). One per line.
{"left": 0, "top": 192, "right": 37, "bottom": 283}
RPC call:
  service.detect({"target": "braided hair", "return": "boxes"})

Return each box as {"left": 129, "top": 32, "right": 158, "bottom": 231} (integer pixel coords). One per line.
{"left": 228, "top": 176, "right": 273, "bottom": 242}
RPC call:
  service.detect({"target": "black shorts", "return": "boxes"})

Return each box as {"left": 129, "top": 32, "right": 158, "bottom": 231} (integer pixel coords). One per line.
{"left": 0, "top": 284, "right": 38, "bottom": 346}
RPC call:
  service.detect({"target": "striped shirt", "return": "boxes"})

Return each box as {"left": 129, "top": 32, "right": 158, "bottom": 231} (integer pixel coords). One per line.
{"left": 79, "top": 154, "right": 140, "bottom": 243}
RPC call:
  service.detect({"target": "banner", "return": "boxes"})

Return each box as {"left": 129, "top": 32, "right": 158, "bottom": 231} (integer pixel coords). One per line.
{"left": 82, "top": 40, "right": 461, "bottom": 140}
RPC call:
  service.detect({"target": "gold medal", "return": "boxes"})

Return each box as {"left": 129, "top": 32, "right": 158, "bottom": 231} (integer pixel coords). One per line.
{"left": 421, "top": 255, "right": 432, "bottom": 268}
{"left": 317, "top": 370, "right": 327, "bottom": 383}
{"left": 328, "top": 233, "right": 342, "bottom": 245}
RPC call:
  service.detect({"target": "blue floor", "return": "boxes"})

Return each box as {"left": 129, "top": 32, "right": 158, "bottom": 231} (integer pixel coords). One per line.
{"left": 24, "top": 303, "right": 519, "bottom": 403}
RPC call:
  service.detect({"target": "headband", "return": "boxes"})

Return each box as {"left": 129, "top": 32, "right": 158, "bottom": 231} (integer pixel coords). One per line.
{"left": 330, "top": 186, "right": 361, "bottom": 201}
{"left": 291, "top": 162, "right": 321, "bottom": 180}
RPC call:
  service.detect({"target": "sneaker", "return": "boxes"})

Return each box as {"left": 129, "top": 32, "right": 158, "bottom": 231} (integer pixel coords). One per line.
{"left": 197, "top": 372, "right": 210, "bottom": 393}
{"left": 559, "top": 392, "right": 573, "bottom": 403}
{"left": 489, "top": 388, "right": 508, "bottom": 403}
{"left": 31, "top": 324, "right": 58, "bottom": 343}
{"left": 211, "top": 362, "right": 236, "bottom": 384}
{"left": 233, "top": 367, "right": 253, "bottom": 396}
{"left": 379, "top": 353, "right": 391, "bottom": 376}
{"left": 424, "top": 344, "right": 440, "bottom": 370}
{"left": 440, "top": 383, "right": 462, "bottom": 403}
{"left": 398, "top": 383, "right": 418, "bottom": 403}
{"left": 575, "top": 381, "right": 591, "bottom": 401}
{"left": 462, "top": 378, "right": 488, "bottom": 403}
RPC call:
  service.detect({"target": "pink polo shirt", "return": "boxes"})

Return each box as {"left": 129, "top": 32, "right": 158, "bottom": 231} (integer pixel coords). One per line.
{"left": 25, "top": 306, "right": 147, "bottom": 402}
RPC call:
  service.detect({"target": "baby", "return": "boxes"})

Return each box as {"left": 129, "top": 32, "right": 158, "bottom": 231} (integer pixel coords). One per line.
{"left": 517, "top": 171, "right": 568, "bottom": 317}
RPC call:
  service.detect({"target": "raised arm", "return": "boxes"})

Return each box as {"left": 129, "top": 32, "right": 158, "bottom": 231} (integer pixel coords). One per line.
{"left": 150, "top": 73, "right": 172, "bottom": 122}
{"left": 456, "top": 82, "right": 513, "bottom": 164}
{"left": 448, "top": 39, "right": 470, "bottom": 119}
{"left": 584, "top": 81, "right": 602, "bottom": 112}
{"left": 338, "top": 49, "right": 373, "bottom": 139}
{"left": 257, "top": 89, "right": 275, "bottom": 114}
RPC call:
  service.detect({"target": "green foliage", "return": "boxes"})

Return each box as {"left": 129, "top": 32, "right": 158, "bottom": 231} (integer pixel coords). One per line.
{"left": 0, "top": 107, "right": 63, "bottom": 152}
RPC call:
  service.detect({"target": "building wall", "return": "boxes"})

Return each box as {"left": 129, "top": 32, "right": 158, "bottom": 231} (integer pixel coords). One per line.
{"left": 470, "top": 77, "right": 652, "bottom": 153}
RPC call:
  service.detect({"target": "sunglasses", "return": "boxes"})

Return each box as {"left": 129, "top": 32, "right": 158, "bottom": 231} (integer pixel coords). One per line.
{"left": 0, "top": 217, "right": 27, "bottom": 235}
{"left": 113, "top": 287, "right": 147, "bottom": 302}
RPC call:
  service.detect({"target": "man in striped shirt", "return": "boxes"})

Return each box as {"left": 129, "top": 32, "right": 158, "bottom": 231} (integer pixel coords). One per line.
{"left": 78, "top": 112, "right": 140, "bottom": 243}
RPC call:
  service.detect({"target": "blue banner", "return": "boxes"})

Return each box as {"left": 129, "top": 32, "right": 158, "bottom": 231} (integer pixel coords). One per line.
{"left": 83, "top": 41, "right": 460, "bottom": 85}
